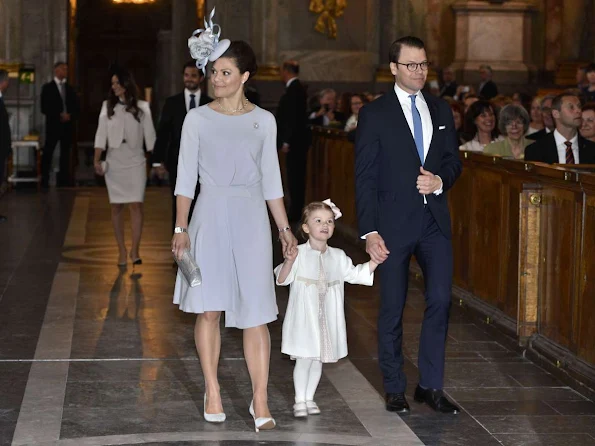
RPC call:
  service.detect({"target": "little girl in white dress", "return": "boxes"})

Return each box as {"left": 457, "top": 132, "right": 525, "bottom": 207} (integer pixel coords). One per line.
{"left": 274, "top": 200, "right": 380, "bottom": 418}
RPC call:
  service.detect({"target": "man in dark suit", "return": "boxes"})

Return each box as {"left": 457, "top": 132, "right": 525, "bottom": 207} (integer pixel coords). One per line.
{"left": 525, "top": 92, "right": 595, "bottom": 164}
{"left": 40, "top": 61, "right": 79, "bottom": 188}
{"left": 439, "top": 66, "right": 458, "bottom": 98}
{"left": 276, "top": 60, "right": 309, "bottom": 222}
{"left": 355, "top": 36, "right": 462, "bottom": 414}
{"left": 153, "top": 61, "right": 212, "bottom": 231}
{"left": 478, "top": 64, "right": 498, "bottom": 100}
{"left": 0, "top": 70, "right": 11, "bottom": 223}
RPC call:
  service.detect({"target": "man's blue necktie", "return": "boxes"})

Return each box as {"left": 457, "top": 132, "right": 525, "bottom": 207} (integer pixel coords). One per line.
{"left": 409, "top": 94, "right": 424, "bottom": 164}
{"left": 189, "top": 94, "right": 196, "bottom": 110}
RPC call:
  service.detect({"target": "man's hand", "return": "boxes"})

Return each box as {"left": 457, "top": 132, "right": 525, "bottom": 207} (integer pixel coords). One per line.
{"left": 365, "top": 233, "right": 389, "bottom": 264}
{"left": 417, "top": 166, "right": 442, "bottom": 195}
{"left": 60, "top": 113, "right": 71, "bottom": 123}
{"left": 281, "top": 143, "right": 290, "bottom": 154}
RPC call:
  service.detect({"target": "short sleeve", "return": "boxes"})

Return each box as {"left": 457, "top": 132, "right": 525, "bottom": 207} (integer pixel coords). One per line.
{"left": 261, "top": 113, "right": 284, "bottom": 200}
{"left": 174, "top": 110, "right": 200, "bottom": 199}
{"left": 340, "top": 250, "right": 374, "bottom": 286}
{"left": 93, "top": 101, "right": 108, "bottom": 150}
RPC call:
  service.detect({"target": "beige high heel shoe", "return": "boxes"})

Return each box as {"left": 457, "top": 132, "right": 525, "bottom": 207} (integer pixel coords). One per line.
{"left": 203, "top": 394, "right": 226, "bottom": 423}
{"left": 249, "top": 400, "right": 276, "bottom": 432}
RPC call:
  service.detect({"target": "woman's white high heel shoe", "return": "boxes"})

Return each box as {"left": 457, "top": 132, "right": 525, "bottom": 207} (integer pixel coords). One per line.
{"left": 203, "top": 394, "right": 226, "bottom": 423}
{"left": 249, "top": 400, "right": 276, "bottom": 432}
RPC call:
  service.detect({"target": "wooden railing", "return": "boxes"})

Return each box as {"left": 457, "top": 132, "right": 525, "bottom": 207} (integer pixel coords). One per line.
{"left": 308, "top": 127, "right": 595, "bottom": 390}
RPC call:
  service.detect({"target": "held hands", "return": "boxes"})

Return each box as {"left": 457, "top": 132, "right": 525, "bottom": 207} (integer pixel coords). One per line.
{"left": 172, "top": 232, "right": 190, "bottom": 260}
{"left": 94, "top": 161, "right": 105, "bottom": 176}
{"left": 416, "top": 167, "right": 441, "bottom": 195}
{"left": 366, "top": 233, "right": 389, "bottom": 265}
{"left": 279, "top": 229, "right": 298, "bottom": 260}
{"left": 281, "top": 143, "right": 290, "bottom": 154}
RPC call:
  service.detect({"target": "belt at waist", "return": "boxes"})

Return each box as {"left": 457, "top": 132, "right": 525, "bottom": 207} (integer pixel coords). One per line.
{"left": 200, "top": 183, "right": 262, "bottom": 198}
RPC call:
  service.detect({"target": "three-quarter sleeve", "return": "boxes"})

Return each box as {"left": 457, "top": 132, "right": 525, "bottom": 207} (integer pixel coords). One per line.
{"left": 174, "top": 110, "right": 200, "bottom": 199}
{"left": 140, "top": 101, "right": 156, "bottom": 152}
{"left": 274, "top": 257, "right": 298, "bottom": 286}
{"left": 261, "top": 113, "right": 284, "bottom": 200}
{"left": 93, "top": 102, "right": 108, "bottom": 150}
{"left": 340, "top": 251, "right": 374, "bottom": 286}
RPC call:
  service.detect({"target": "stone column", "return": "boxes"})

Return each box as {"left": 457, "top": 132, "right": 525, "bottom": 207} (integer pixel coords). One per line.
{"left": 0, "top": 0, "right": 22, "bottom": 64}
{"left": 451, "top": 1, "right": 537, "bottom": 85}
{"left": 544, "top": 0, "right": 563, "bottom": 71}
{"left": 252, "top": 0, "right": 279, "bottom": 80}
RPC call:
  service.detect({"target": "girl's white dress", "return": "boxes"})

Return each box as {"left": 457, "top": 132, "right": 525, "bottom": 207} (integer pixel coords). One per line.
{"left": 274, "top": 241, "right": 374, "bottom": 363}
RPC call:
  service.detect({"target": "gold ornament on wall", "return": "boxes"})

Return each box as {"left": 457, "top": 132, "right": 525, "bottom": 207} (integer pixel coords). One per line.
{"left": 309, "top": 0, "right": 347, "bottom": 39}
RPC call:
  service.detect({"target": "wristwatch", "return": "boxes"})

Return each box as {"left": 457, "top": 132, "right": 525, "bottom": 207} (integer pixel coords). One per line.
{"left": 174, "top": 227, "right": 188, "bottom": 234}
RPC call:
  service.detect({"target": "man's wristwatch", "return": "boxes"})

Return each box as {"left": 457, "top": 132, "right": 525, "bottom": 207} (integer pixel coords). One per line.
{"left": 174, "top": 227, "right": 187, "bottom": 234}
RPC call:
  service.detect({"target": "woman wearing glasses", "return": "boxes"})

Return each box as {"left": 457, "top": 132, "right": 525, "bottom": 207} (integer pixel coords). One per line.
{"left": 484, "top": 104, "right": 531, "bottom": 159}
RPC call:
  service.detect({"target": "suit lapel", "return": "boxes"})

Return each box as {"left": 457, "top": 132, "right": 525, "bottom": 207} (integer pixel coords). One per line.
{"left": 388, "top": 91, "right": 420, "bottom": 163}
{"left": 425, "top": 95, "right": 438, "bottom": 159}
{"left": 178, "top": 92, "right": 187, "bottom": 116}
{"left": 547, "top": 135, "right": 558, "bottom": 163}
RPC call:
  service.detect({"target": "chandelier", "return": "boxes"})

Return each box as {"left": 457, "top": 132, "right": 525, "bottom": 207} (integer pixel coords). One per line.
{"left": 112, "top": 0, "right": 156, "bottom": 4}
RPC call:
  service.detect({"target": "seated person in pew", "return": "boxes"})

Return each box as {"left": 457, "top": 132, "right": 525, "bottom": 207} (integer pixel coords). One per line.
{"left": 524, "top": 92, "right": 595, "bottom": 165}
{"left": 484, "top": 104, "right": 532, "bottom": 160}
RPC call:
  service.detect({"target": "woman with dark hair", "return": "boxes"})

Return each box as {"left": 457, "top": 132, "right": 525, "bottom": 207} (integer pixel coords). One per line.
{"left": 93, "top": 69, "right": 156, "bottom": 266}
{"left": 484, "top": 104, "right": 531, "bottom": 159}
{"left": 171, "top": 37, "right": 297, "bottom": 431}
{"left": 459, "top": 100, "right": 502, "bottom": 152}
{"left": 344, "top": 93, "right": 367, "bottom": 132}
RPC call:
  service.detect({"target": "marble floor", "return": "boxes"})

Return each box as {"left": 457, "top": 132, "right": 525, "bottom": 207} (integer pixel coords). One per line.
{"left": 1, "top": 188, "right": 595, "bottom": 446}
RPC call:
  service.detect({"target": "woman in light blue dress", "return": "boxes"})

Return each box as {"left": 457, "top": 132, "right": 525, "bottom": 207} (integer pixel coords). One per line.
{"left": 171, "top": 40, "right": 297, "bottom": 431}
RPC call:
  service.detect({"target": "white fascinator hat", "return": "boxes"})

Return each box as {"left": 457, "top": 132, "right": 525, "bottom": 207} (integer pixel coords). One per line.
{"left": 188, "top": 7, "right": 231, "bottom": 74}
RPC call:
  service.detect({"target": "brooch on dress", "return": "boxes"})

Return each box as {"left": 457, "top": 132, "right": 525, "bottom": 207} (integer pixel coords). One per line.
{"left": 253, "top": 122, "right": 259, "bottom": 129}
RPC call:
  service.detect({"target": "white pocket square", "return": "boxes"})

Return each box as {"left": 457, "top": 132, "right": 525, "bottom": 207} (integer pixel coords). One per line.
{"left": 439, "top": 125, "right": 446, "bottom": 130}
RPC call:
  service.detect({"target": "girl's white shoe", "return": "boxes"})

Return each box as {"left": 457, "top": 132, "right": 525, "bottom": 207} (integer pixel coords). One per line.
{"left": 249, "top": 400, "right": 276, "bottom": 432}
{"left": 203, "top": 394, "right": 226, "bottom": 423}
{"left": 293, "top": 401, "right": 308, "bottom": 418}
{"left": 306, "top": 400, "right": 321, "bottom": 415}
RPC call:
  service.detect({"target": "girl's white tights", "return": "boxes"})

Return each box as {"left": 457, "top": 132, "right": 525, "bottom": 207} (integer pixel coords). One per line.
{"left": 293, "top": 358, "right": 323, "bottom": 403}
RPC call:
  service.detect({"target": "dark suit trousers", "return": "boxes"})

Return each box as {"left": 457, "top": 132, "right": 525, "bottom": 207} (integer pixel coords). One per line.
{"left": 378, "top": 206, "right": 453, "bottom": 393}
{"left": 169, "top": 169, "right": 199, "bottom": 232}
{"left": 42, "top": 124, "right": 72, "bottom": 186}
{"left": 286, "top": 148, "right": 308, "bottom": 222}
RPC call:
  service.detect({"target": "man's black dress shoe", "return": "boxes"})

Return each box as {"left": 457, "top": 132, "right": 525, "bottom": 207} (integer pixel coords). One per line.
{"left": 0, "top": 215, "right": 6, "bottom": 223}
{"left": 385, "top": 392, "right": 410, "bottom": 413}
{"left": 414, "top": 385, "right": 460, "bottom": 414}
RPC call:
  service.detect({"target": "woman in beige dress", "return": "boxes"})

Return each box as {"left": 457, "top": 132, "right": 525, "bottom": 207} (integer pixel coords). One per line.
{"left": 93, "top": 69, "right": 156, "bottom": 266}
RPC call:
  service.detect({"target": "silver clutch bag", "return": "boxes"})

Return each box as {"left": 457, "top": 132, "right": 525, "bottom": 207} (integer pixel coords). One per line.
{"left": 175, "top": 249, "right": 202, "bottom": 287}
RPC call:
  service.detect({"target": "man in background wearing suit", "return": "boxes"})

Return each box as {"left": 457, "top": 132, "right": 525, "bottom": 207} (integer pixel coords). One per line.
{"left": 525, "top": 92, "right": 595, "bottom": 164}
{"left": 40, "top": 61, "right": 79, "bottom": 188}
{"left": 153, "top": 61, "right": 212, "bottom": 231}
{"left": 478, "top": 64, "right": 498, "bottom": 100}
{"left": 276, "top": 60, "right": 309, "bottom": 223}
{"left": 355, "top": 36, "right": 462, "bottom": 414}
{"left": 0, "top": 70, "right": 11, "bottom": 223}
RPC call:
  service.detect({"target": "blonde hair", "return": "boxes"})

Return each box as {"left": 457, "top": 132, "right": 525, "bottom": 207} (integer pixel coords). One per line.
{"left": 298, "top": 201, "right": 334, "bottom": 241}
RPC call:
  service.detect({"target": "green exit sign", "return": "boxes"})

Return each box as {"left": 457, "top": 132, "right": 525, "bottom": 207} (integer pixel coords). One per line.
{"left": 18, "top": 69, "right": 35, "bottom": 84}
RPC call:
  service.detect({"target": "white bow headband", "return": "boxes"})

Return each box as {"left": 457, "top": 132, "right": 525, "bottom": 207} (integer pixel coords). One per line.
{"left": 188, "top": 7, "right": 231, "bottom": 74}
{"left": 322, "top": 199, "right": 342, "bottom": 220}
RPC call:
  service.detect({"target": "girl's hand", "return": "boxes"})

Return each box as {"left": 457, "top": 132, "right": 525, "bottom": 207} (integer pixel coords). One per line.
{"left": 94, "top": 162, "right": 104, "bottom": 176}
{"left": 284, "top": 245, "right": 298, "bottom": 263}
{"left": 172, "top": 232, "right": 190, "bottom": 260}
{"left": 279, "top": 229, "right": 297, "bottom": 259}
